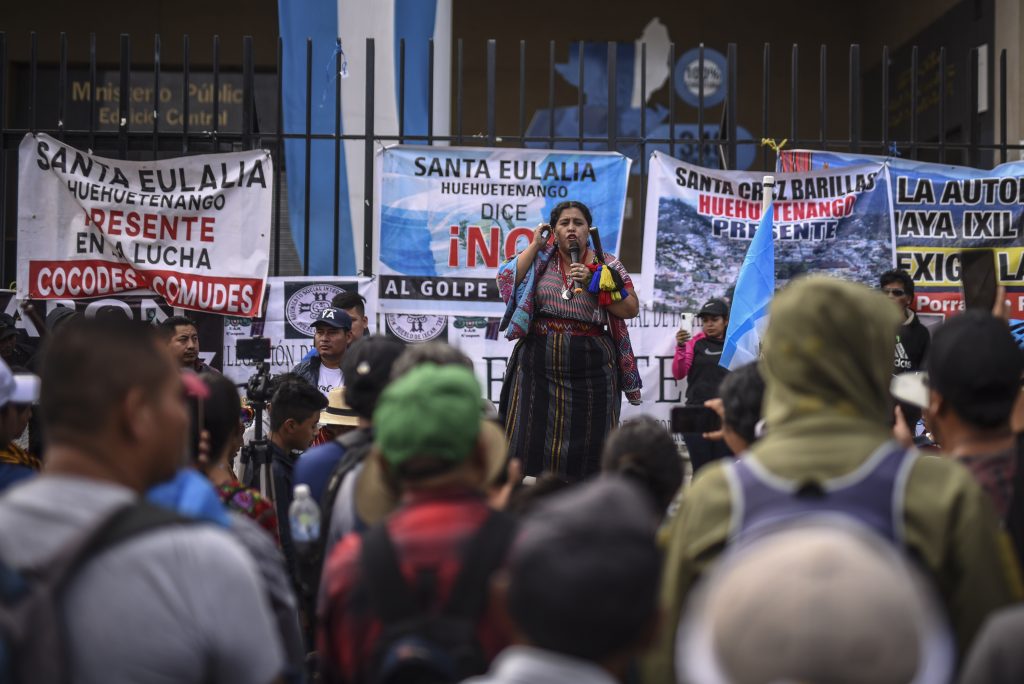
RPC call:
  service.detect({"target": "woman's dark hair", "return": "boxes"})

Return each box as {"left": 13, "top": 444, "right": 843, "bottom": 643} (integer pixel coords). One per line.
{"left": 600, "top": 416, "right": 683, "bottom": 513}
{"left": 197, "top": 372, "right": 243, "bottom": 465}
{"left": 549, "top": 200, "right": 593, "bottom": 228}
{"left": 719, "top": 362, "right": 766, "bottom": 446}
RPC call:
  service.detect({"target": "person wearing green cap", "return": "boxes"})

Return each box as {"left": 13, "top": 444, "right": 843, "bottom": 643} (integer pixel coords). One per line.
{"left": 318, "top": 363, "right": 515, "bottom": 684}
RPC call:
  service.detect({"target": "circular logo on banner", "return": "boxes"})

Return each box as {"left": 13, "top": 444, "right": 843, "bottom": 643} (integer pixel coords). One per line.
{"left": 386, "top": 314, "right": 447, "bottom": 343}
{"left": 674, "top": 47, "right": 727, "bottom": 108}
{"left": 286, "top": 284, "right": 344, "bottom": 337}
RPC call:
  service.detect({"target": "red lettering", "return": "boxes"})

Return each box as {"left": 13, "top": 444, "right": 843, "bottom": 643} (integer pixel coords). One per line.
{"left": 107, "top": 210, "right": 123, "bottom": 236}
{"left": 180, "top": 216, "right": 198, "bottom": 240}
{"left": 448, "top": 226, "right": 460, "bottom": 267}
{"left": 504, "top": 227, "right": 533, "bottom": 259}
{"left": 124, "top": 211, "right": 141, "bottom": 237}
{"left": 143, "top": 213, "right": 158, "bottom": 240}
{"left": 468, "top": 226, "right": 500, "bottom": 268}
{"left": 200, "top": 216, "right": 215, "bottom": 243}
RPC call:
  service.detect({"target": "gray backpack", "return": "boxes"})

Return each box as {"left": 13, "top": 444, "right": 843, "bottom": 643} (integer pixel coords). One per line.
{"left": 0, "top": 501, "right": 191, "bottom": 684}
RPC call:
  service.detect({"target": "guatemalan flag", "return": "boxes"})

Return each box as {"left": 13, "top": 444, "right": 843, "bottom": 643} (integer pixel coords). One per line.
{"left": 720, "top": 178, "right": 776, "bottom": 370}
{"left": 277, "top": 0, "right": 452, "bottom": 275}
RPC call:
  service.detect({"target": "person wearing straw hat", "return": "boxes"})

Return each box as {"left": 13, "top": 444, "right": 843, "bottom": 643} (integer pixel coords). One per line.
{"left": 307, "top": 386, "right": 360, "bottom": 447}
{"left": 296, "top": 336, "right": 406, "bottom": 508}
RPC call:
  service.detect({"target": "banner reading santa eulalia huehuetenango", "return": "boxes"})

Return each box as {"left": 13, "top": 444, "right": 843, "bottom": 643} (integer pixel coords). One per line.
{"left": 639, "top": 151, "right": 895, "bottom": 312}
{"left": 18, "top": 133, "right": 273, "bottom": 317}
{"left": 375, "top": 145, "right": 631, "bottom": 316}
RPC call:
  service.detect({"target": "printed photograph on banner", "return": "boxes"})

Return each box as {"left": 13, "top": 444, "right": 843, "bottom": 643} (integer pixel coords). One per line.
{"left": 384, "top": 313, "right": 449, "bottom": 344}
{"left": 17, "top": 133, "right": 273, "bottom": 317}
{"left": 779, "top": 150, "right": 1024, "bottom": 318}
{"left": 375, "top": 145, "right": 631, "bottom": 316}
{"left": 284, "top": 281, "right": 357, "bottom": 338}
{"left": 642, "top": 152, "right": 894, "bottom": 312}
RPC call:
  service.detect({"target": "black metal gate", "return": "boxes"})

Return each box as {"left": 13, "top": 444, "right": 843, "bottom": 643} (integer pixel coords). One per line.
{"left": 0, "top": 32, "right": 1015, "bottom": 285}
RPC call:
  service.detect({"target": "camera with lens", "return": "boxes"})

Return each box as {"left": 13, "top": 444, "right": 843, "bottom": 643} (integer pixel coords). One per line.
{"left": 235, "top": 337, "right": 275, "bottom": 490}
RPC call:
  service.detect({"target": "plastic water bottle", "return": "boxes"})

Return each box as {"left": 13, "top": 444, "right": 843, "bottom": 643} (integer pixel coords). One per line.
{"left": 289, "top": 484, "right": 321, "bottom": 557}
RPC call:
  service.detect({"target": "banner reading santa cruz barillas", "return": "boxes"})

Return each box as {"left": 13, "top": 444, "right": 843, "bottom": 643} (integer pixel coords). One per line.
{"left": 18, "top": 133, "right": 272, "bottom": 317}
{"left": 639, "top": 151, "right": 895, "bottom": 312}
{"left": 374, "top": 145, "right": 631, "bottom": 316}
{"left": 781, "top": 150, "right": 1024, "bottom": 318}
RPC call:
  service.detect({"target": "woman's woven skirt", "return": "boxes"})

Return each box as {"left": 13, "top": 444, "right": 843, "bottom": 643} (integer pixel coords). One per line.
{"left": 499, "top": 329, "right": 620, "bottom": 481}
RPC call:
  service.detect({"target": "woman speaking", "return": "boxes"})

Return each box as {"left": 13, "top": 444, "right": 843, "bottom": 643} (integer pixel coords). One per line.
{"left": 497, "top": 200, "right": 641, "bottom": 481}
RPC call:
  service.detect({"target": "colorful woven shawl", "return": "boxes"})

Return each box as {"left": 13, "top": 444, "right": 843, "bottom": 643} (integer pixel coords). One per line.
{"left": 497, "top": 244, "right": 642, "bottom": 403}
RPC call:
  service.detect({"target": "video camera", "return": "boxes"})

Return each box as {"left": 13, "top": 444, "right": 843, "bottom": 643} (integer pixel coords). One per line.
{"left": 235, "top": 337, "right": 275, "bottom": 491}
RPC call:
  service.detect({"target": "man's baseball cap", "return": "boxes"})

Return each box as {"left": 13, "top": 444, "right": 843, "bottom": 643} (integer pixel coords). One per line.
{"left": 341, "top": 335, "right": 406, "bottom": 419}
{"left": 927, "top": 311, "right": 1022, "bottom": 420}
{"left": 892, "top": 312, "right": 1024, "bottom": 420}
{"left": 312, "top": 307, "right": 352, "bottom": 330}
{"left": 373, "top": 363, "right": 482, "bottom": 467}
{"left": 0, "top": 358, "right": 40, "bottom": 406}
{"left": 698, "top": 298, "right": 730, "bottom": 319}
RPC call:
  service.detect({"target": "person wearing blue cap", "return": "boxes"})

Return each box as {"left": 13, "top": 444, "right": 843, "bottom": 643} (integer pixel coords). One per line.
{"left": 292, "top": 307, "right": 354, "bottom": 397}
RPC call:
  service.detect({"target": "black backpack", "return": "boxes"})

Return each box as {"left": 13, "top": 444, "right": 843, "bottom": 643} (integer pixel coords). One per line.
{"left": 359, "top": 511, "right": 517, "bottom": 684}
{"left": 0, "top": 501, "right": 191, "bottom": 684}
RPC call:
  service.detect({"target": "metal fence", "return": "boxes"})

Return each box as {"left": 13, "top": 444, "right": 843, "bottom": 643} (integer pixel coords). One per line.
{"left": 0, "top": 32, "right": 1017, "bottom": 285}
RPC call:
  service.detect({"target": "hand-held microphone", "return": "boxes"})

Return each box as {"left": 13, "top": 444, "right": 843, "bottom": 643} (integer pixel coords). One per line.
{"left": 569, "top": 245, "right": 582, "bottom": 293}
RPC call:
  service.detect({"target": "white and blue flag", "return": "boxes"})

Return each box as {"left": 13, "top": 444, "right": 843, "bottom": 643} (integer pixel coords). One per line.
{"left": 277, "top": 0, "right": 452, "bottom": 274}
{"left": 720, "top": 180, "right": 776, "bottom": 370}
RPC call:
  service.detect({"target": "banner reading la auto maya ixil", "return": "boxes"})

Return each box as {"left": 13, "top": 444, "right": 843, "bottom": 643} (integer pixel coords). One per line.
{"left": 780, "top": 150, "right": 1024, "bottom": 318}
{"left": 18, "top": 133, "right": 273, "bottom": 317}
{"left": 639, "top": 151, "right": 895, "bottom": 313}
{"left": 374, "top": 145, "right": 632, "bottom": 316}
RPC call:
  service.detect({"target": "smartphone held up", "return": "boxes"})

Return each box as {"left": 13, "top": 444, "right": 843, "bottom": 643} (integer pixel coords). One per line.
{"left": 671, "top": 406, "right": 722, "bottom": 434}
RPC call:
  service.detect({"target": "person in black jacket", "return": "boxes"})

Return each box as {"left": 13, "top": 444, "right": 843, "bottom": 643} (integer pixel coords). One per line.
{"left": 673, "top": 298, "right": 733, "bottom": 474}
{"left": 880, "top": 269, "right": 930, "bottom": 374}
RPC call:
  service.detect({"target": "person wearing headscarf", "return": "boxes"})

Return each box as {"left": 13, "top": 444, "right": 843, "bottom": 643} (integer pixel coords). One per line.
{"left": 643, "top": 276, "right": 1022, "bottom": 682}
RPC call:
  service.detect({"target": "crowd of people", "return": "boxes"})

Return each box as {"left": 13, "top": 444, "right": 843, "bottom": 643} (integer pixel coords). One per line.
{"left": 0, "top": 199, "right": 1023, "bottom": 684}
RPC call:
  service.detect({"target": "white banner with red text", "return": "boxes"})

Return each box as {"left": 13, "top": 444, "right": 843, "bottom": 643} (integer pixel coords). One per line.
{"left": 17, "top": 133, "right": 272, "bottom": 317}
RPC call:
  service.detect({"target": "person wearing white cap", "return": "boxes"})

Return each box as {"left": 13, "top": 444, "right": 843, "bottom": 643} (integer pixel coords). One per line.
{"left": 0, "top": 358, "right": 41, "bottom": 492}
